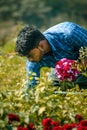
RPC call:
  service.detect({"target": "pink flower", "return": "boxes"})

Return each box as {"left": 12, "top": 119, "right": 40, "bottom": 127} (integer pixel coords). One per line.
{"left": 55, "top": 58, "right": 80, "bottom": 81}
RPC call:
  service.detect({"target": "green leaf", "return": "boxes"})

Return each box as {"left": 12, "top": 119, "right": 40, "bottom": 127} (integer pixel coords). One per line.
{"left": 6, "top": 125, "right": 12, "bottom": 130}
{"left": 38, "top": 107, "right": 46, "bottom": 115}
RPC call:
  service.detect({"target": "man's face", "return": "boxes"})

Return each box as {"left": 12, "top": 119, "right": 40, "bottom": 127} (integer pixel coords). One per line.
{"left": 27, "top": 48, "right": 44, "bottom": 62}
{"left": 27, "top": 39, "right": 51, "bottom": 62}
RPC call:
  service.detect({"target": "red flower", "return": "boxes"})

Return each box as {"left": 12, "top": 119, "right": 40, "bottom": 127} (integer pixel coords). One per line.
{"left": 78, "top": 122, "right": 87, "bottom": 130}
{"left": 52, "top": 126, "right": 59, "bottom": 130}
{"left": 75, "top": 114, "right": 83, "bottom": 122}
{"left": 51, "top": 121, "right": 60, "bottom": 126}
{"left": 78, "top": 126, "right": 87, "bottom": 130}
{"left": 80, "top": 120, "right": 87, "bottom": 126}
{"left": 43, "top": 126, "right": 51, "bottom": 130}
{"left": 8, "top": 113, "right": 20, "bottom": 123}
{"left": 42, "top": 118, "right": 52, "bottom": 127}
{"left": 27, "top": 123, "right": 35, "bottom": 130}
{"left": 52, "top": 126, "right": 63, "bottom": 130}
{"left": 17, "top": 126, "right": 28, "bottom": 130}
{"left": 62, "top": 123, "right": 76, "bottom": 130}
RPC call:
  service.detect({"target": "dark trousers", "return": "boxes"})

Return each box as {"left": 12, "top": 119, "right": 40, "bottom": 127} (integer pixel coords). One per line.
{"left": 74, "top": 74, "right": 87, "bottom": 89}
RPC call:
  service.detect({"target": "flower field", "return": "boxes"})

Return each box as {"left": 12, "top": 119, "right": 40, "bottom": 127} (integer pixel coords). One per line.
{"left": 0, "top": 41, "right": 87, "bottom": 130}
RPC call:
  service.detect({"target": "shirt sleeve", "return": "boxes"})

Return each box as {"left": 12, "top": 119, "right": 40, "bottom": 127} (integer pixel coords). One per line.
{"left": 69, "top": 24, "right": 87, "bottom": 49}
{"left": 26, "top": 60, "right": 41, "bottom": 89}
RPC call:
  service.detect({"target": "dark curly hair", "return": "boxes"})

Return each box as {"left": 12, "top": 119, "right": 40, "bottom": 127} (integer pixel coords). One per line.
{"left": 15, "top": 25, "right": 45, "bottom": 56}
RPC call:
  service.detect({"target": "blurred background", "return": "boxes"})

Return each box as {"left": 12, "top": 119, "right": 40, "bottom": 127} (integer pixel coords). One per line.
{"left": 0, "top": 0, "right": 87, "bottom": 46}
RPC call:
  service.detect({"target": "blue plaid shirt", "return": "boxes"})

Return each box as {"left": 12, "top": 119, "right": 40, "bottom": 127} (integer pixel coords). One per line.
{"left": 26, "top": 22, "right": 87, "bottom": 88}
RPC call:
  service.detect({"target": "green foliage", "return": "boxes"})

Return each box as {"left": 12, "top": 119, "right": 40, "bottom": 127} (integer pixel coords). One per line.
{"left": 77, "top": 47, "right": 87, "bottom": 76}
{"left": 0, "top": 42, "right": 87, "bottom": 129}
{"left": 0, "top": 67, "right": 87, "bottom": 129}
{"left": 0, "top": 40, "right": 26, "bottom": 90}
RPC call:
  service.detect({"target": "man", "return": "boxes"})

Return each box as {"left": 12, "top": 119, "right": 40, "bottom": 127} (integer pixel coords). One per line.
{"left": 15, "top": 22, "right": 87, "bottom": 89}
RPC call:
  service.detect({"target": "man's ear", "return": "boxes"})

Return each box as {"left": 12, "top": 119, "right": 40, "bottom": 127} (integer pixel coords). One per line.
{"left": 38, "top": 42, "right": 44, "bottom": 51}
{"left": 37, "top": 39, "right": 51, "bottom": 53}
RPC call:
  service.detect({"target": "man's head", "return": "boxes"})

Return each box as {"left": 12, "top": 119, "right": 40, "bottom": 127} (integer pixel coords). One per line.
{"left": 15, "top": 25, "right": 45, "bottom": 57}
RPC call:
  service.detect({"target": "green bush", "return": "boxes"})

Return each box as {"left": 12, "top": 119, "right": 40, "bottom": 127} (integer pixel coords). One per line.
{"left": 0, "top": 41, "right": 87, "bottom": 129}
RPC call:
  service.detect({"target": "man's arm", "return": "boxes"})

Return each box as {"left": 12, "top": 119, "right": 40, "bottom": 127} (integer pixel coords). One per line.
{"left": 26, "top": 60, "right": 41, "bottom": 89}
